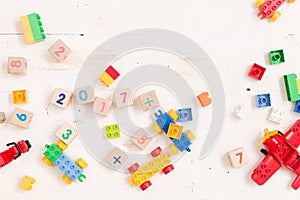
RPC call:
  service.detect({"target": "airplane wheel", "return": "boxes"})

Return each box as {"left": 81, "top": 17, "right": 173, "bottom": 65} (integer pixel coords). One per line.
{"left": 270, "top": 11, "right": 281, "bottom": 22}
{"left": 162, "top": 164, "right": 174, "bottom": 175}
{"left": 151, "top": 147, "right": 162, "bottom": 157}
{"left": 128, "top": 163, "right": 140, "bottom": 174}
{"left": 260, "top": 149, "right": 268, "bottom": 155}
{"left": 62, "top": 174, "right": 72, "bottom": 185}
{"left": 255, "top": 0, "right": 265, "bottom": 7}
{"left": 76, "top": 158, "right": 88, "bottom": 169}
{"left": 42, "top": 156, "right": 53, "bottom": 166}
{"left": 140, "top": 180, "right": 152, "bottom": 191}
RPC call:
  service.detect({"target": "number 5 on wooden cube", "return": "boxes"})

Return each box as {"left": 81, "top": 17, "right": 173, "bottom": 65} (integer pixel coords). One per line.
{"left": 7, "top": 57, "right": 27, "bottom": 75}
{"left": 74, "top": 85, "right": 94, "bottom": 104}
{"left": 10, "top": 107, "right": 34, "bottom": 128}
{"left": 227, "top": 147, "right": 249, "bottom": 168}
{"left": 50, "top": 88, "right": 72, "bottom": 109}
{"left": 55, "top": 122, "right": 78, "bottom": 146}
{"left": 48, "top": 39, "right": 72, "bottom": 62}
{"left": 93, "top": 97, "right": 112, "bottom": 116}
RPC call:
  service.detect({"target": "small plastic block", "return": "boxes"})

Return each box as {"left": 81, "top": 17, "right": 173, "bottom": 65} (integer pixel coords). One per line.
{"left": 294, "top": 100, "right": 300, "bottom": 113}
{"left": 105, "top": 66, "right": 120, "bottom": 80}
{"left": 256, "top": 93, "right": 271, "bottom": 108}
{"left": 138, "top": 90, "right": 160, "bottom": 111}
{"left": 20, "top": 13, "right": 46, "bottom": 44}
{"left": 227, "top": 147, "right": 249, "bottom": 168}
{"left": 248, "top": 63, "right": 266, "bottom": 80}
{"left": 269, "top": 107, "right": 286, "bottom": 124}
{"left": 105, "top": 124, "right": 120, "bottom": 139}
{"left": 44, "top": 144, "right": 63, "bottom": 163}
{"left": 151, "top": 123, "right": 162, "bottom": 134}
{"left": 20, "top": 175, "right": 35, "bottom": 191}
{"left": 178, "top": 108, "right": 192, "bottom": 122}
{"left": 12, "top": 90, "right": 27, "bottom": 104}
{"left": 284, "top": 74, "right": 300, "bottom": 102}
{"left": 93, "top": 97, "right": 112, "bottom": 116}
{"left": 99, "top": 66, "right": 120, "bottom": 87}
{"left": 168, "top": 143, "right": 179, "bottom": 155}
{"left": 171, "top": 133, "right": 192, "bottom": 152}
{"left": 269, "top": 49, "right": 285, "bottom": 65}
{"left": 113, "top": 88, "right": 133, "bottom": 108}
{"left": 131, "top": 128, "right": 153, "bottom": 150}
{"left": 50, "top": 88, "right": 72, "bottom": 109}
{"left": 167, "top": 123, "right": 183, "bottom": 139}
{"left": 55, "top": 122, "right": 78, "bottom": 145}
{"left": 54, "top": 153, "right": 82, "bottom": 181}
{"left": 168, "top": 109, "right": 178, "bottom": 121}
{"left": 0, "top": 112, "right": 6, "bottom": 123}
{"left": 7, "top": 57, "right": 27, "bottom": 75}
{"left": 48, "top": 39, "right": 72, "bottom": 62}
{"left": 235, "top": 104, "right": 250, "bottom": 119}
{"left": 197, "top": 92, "right": 212, "bottom": 107}
{"left": 10, "top": 107, "right": 34, "bottom": 128}
{"left": 74, "top": 85, "right": 94, "bottom": 104}
{"left": 185, "top": 130, "right": 196, "bottom": 141}
{"left": 106, "top": 147, "right": 128, "bottom": 169}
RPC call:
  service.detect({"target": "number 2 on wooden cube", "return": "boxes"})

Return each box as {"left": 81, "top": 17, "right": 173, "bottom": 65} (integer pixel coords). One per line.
{"left": 50, "top": 88, "right": 72, "bottom": 109}
{"left": 48, "top": 39, "right": 72, "bottom": 62}
{"left": 113, "top": 88, "right": 132, "bottom": 108}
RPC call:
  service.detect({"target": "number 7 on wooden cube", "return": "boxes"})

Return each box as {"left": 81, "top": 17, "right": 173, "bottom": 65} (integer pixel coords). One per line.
{"left": 227, "top": 147, "right": 249, "bottom": 168}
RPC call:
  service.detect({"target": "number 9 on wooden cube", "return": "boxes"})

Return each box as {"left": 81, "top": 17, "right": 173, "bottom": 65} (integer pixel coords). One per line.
{"left": 10, "top": 107, "right": 34, "bottom": 128}
{"left": 50, "top": 88, "right": 72, "bottom": 109}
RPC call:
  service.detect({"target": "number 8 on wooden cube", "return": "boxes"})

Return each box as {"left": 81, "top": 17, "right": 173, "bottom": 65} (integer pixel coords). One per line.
{"left": 227, "top": 147, "right": 249, "bottom": 168}
{"left": 7, "top": 57, "right": 27, "bottom": 75}
{"left": 10, "top": 107, "right": 34, "bottom": 128}
{"left": 50, "top": 88, "right": 72, "bottom": 109}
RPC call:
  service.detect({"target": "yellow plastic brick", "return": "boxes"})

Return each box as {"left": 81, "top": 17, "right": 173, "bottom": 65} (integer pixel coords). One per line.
{"left": 152, "top": 123, "right": 162, "bottom": 134}
{"left": 20, "top": 16, "right": 35, "bottom": 44}
{"left": 99, "top": 72, "right": 114, "bottom": 87}
{"left": 20, "top": 175, "right": 35, "bottom": 191}
{"left": 168, "top": 109, "right": 178, "bottom": 121}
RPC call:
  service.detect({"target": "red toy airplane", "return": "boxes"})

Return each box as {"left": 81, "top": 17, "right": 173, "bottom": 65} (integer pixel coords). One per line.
{"left": 251, "top": 120, "right": 300, "bottom": 190}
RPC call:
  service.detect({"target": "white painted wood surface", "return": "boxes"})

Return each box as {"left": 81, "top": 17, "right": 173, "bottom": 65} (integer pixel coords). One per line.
{"left": 1, "top": 0, "right": 300, "bottom": 199}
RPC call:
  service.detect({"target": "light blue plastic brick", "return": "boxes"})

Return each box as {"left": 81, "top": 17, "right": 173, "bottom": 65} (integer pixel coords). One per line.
{"left": 294, "top": 100, "right": 300, "bottom": 113}
{"left": 178, "top": 108, "right": 193, "bottom": 122}
{"left": 54, "top": 153, "right": 82, "bottom": 181}
{"left": 256, "top": 94, "right": 271, "bottom": 108}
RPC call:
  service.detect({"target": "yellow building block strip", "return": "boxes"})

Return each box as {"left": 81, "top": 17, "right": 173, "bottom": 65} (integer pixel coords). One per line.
{"left": 296, "top": 79, "right": 300, "bottom": 94}
{"left": 99, "top": 72, "right": 114, "bottom": 87}
{"left": 20, "top": 16, "right": 35, "bottom": 44}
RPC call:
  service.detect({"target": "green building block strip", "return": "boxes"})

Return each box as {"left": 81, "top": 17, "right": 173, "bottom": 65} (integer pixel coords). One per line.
{"left": 27, "top": 13, "right": 46, "bottom": 42}
{"left": 269, "top": 49, "right": 285, "bottom": 65}
{"left": 105, "top": 124, "right": 120, "bottom": 139}
{"left": 284, "top": 74, "right": 300, "bottom": 102}
{"left": 44, "top": 144, "right": 63, "bottom": 163}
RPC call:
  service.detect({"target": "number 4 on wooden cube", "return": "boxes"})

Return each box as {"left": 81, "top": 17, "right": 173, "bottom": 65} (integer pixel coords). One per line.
{"left": 10, "top": 107, "right": 34, "bottom": 128}
{"left": 227, "top": 147, "right": 249, "bottom": 168}
{"left": 55, "top": 122, "right": 78, "bottom": 145}
{"left": 7, "top": 57, "right": 27, "bottom": 75}
{"left": 48, "top": 39, "right": 72, "bottom": 62}
{"left": 50, "top": 88, "right": 72, "bottom": 109}
{"left": 93, "top": 97, "right": 112, "bottom": 116}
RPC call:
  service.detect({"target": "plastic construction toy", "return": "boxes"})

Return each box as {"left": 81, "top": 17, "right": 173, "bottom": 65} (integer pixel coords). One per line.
{"left": 178, "top": 108, "right": 192, "bottom": 122}
{"left": 20, "top": 175, "right": 35, "bottom": 191}
{"left": 152, "top": 109, "right": 195, "bottom": 152}
{"left": 42, "top": 143, "right": 88, "bottom": 184}
{"left": 256, "top": 93, "right": 271, "bottom": 108}
{"left": 294, "top": 100, "right": 300, "bottom": 113}
{"left": 269, "top": 107, "right": 286, "bottom": 124}
{"left": 197, "top": 92, "right": 212, "bottom": 107}
{"left": 12, "top": 90, "right": 27, "bottom": 104}
{"left": 284, "top": 73, "right": 300, "bottom": 102}
{"left": 99, "top": 65, "right": 120, "bottom": 87}
{"left": 105, "top": 124, "right": 120, "bottom": 139}
{"left": 0, "top": 140, "right": 31, "bottom": 168}
{"left": 128, "top": 147, "right": 174, "bottom": 191}
{"left": 248, "top": 63, "right": 266, "bottom": 81}
{"left": 269, "top": 49, "right": 285, "bottom": 65}
{"left": 256, "top": 0, "right": 296, "bottom": 22}
{"left": 251, "top": 120, "right": 300, "bottom": 190}
{"left": 20, "top": 13, "right": 46, "bottom": 44}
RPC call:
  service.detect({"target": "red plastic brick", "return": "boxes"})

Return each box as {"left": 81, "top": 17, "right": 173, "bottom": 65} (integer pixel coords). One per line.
{"left": 248, "top": 63, "right": 266, "bottom": 80}
{"left": 105, "top": 66, "right": 120, "bottom": 80}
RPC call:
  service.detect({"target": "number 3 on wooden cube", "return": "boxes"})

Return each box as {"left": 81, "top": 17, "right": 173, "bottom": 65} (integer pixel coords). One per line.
{"left": 50, "top": 88, "right": 72, "bottom": 109}
{"left": 10, "top": 107, "right": 34, "bottom": 128}
{"left": 55, "top": 122, "right": 78, "bottom": 145}
{"left": 93, "top": 97, "right": 112, "bottom": 117}
{"left": 74, "top": 85, "right": 94, "bottom": 104}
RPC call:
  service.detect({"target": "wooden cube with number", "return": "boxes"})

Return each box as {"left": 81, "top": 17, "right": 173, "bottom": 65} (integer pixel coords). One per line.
{"left": 74, "top": 85, "right": 94, "bottom": 104}
{"left": 10, "top": 108, "right": 34, "bottom": 128}
{"left": 113, "top": 88, "right": 133, "bottom": 108}
{"left": 7, "top": 57, "right": 27, "bottom": 75}
{"left": 93, "top": 97, "right": 112, "bottom": 116}
{"left": 131, "top": 128, "right": 153, "bottom": 150}
{"left": 48, "top": 39, "right": 72, "bottom": 62}
{"left": 50, "top": 88, "right": 72, "bottom": 109}
{"left": 55, "top": 122, "right": 78, "bottom": 145}
{"left": 227, "top": 147, "right": 249, "bottom": 168}
{"left": 138, "top": 90, "right": 160, "bottom": 111}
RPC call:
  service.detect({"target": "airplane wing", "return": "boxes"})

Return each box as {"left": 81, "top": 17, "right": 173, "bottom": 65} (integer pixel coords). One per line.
{"left": 251, "top": 154, "right": 281, "bottom": 186}
{"left": 284, "top": 120, "right": 300, "bottom": 149}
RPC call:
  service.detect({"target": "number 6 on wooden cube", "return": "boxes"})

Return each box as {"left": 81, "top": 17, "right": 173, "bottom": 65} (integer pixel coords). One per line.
{"left": 48, "top": 39, "right": 72, "bottom": 62}
{"left": 10, "top": 107, "right": 34, "bottom": 128}
{"left": 55, "top": 122, "right": 78, "bottom": 146}
{"left": 74, "top": 85, "right": 94, "bottom": 104}
{"left": 50, "top": 88, "right": 72, "bottom": 109}
{"left": 227, "top": 147, "right": 249, "bottom": 168}
{"left": 93, "top": 97, "right": 112, "bottom": 116}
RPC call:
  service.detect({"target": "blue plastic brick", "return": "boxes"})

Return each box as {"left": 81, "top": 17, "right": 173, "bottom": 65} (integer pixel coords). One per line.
{"left": 171, "top": 133, "right": 192, "bottom": 152}
{"left": 256, "top": 93, "right": 271, "bottom": 108}
{"left": 178, "top": 108, "right": 192, "bottom": 122}
{"left": 54, "top": 153, "right": 82, "bottom": 181}
{"left": 294, "top": 100, "right": 300, "bottom": 113}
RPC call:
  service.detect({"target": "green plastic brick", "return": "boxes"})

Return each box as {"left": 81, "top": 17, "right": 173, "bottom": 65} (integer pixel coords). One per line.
{"left": 269, "top": 49, "right": 285, "bottom": 65}
{"left": 105, "top": 124, "right": 120, "bottom": 139}
{"left": 283, "top": 74, "right": 300, "bottom": 102}
{"left": 27, "top": 13, "right": 46, "bottom": 42}
{"left": 44, "top": 144, "right": 63, "bottom": 163}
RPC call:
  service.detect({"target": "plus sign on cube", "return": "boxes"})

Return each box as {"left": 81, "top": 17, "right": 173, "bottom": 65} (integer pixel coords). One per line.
{"left": 106, "top": 147, "right": 128, "bottom": 170}
{"left": 227, "top": 147, "right": 248, "bottom": 168}
{"left": 138, "top": 90, "right": 160, "bottom": 111}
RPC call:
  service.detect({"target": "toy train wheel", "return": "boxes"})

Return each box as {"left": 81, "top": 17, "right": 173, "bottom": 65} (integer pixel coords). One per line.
{"left": 76, "top": 158, "right": 88, "bottom": 169}
{"left": 62, "top": 174, "right": 72, "bottom": 185}
{"left": 140, "top": 180, "right": 152, "bottom": 191}
{"left": 162, "top": 164, "right": 174, "bottom": 175}
{"left": 56, "top": 140, "right": 68, "bottom": 151}
{"left": 42, "top": 156, "right": 53, "bottom": 166}
{"left": 151, "top": 147, "right": 162, "bottom": 157}
{"left": 255, "top": 0, "right": 265, "bottom": 7}
{"left": 270, "top": 11, "right": 281, "bottom": 22}
{"left": 128, "top": 163, "right": 140, "bottom": 174}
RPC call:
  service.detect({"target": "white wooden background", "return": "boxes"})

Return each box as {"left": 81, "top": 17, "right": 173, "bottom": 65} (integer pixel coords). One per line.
{"left": 1, "top": 0, "right": 300, "bottom": 199}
